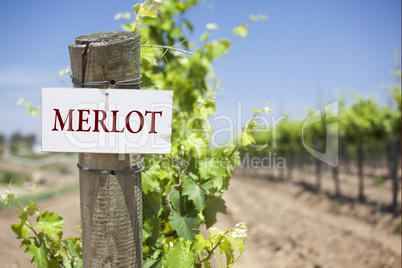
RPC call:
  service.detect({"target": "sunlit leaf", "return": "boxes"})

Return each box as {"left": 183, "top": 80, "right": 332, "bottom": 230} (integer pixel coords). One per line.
{"left": 233, "top": 24, "right": 248, "bottom": 37}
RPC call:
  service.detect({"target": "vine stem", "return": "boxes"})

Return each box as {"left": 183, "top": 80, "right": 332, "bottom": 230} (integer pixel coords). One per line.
{"left": 195, "top": 232, "right": 228, "bottom": 265}
{"left": 140, "top": 45, "right": 193, "bottom": 55}
{"left": 167, "top": 156, "right": 183, "bottom": 215}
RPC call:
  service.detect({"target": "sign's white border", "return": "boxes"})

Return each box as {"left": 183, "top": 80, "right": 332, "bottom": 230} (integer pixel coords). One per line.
{"left": 41, "top": 88, "right": 173, "bottom": 154}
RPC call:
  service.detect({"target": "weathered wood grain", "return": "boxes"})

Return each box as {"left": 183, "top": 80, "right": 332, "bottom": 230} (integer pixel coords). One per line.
{"left": 69, "top": 31, "right": 142, "bottom": 267}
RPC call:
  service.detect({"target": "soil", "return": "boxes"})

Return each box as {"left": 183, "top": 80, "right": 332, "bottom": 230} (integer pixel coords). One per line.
{"left": 0, "top": 167, "right": 400, "bottom": 268}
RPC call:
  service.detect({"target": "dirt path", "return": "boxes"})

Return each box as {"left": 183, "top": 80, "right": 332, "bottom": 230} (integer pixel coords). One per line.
{"left": 0, "top": 174, "right": 400, "bottom": 267}
{"left": 212, "top": 174, "right": 401, "bottom": 268}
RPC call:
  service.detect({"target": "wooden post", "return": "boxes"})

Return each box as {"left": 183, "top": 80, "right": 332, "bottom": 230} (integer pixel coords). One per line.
{"left": 68, "top": 31, "right": 142, "bottom": 267}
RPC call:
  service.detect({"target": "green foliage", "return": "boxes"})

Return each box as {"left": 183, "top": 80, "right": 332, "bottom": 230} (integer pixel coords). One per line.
{"left": 2, "top": 186, "right": 82, "bottom": 267}
{"left": 115, "top": 0, "right": 268, "bottom": 265}
{"left": 160, "top": 223, "right": 250, "bottom": 267}
{"left": 233, "top": 24, "right": 248, "bottom": 38}
{"left": 16, "top": 98, "right": 40, "bottom": 117}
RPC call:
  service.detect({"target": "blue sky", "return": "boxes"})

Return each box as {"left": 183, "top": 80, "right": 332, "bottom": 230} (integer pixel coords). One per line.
{"left": 0, "top": 0, "right": 400, "bottom": 139}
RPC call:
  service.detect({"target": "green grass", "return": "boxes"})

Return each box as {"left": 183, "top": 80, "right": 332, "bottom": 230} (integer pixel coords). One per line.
{"left": 0, "top": 184, "right": 79, "bottom": 211}
{"left": 395, "top": 219, "right": 401, "bottom": 234}
{"left": 330, "top": 200, "right": 341, "bottom": 212}
{"left": 374, "top": 176, "right": 387, "bottom": 185}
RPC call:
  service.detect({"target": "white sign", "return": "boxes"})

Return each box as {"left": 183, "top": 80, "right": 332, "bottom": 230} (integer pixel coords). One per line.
{"left": 41, "top": 88, "right": 173, "bottom": 154}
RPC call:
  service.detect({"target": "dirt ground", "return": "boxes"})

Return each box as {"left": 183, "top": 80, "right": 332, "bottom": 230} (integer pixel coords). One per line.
{"left": 0, "top": 168, "right": 400, "bottom": 268}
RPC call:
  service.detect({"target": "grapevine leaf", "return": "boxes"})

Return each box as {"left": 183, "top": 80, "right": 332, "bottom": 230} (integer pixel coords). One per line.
{"left": 143, "top": 258, "right": 162, "bottom": 268}
{"left": 11, "top": 211, "right": 30, "bottom": 239}
{"left": 203, "top": 260, "right": 212, "bottom": 268}
{"left": 132, "top": 4, "right": 142, "bottom": 14}
{"left": 142, "top": 171, "right": 159, "bottom": 194}
{"left": 2, "top": 191, "right": 16, "bottom": 202}
{"left": 133, "top": 4, "right": 157, "bottom": 18}
{"left": 198, "top": 159, "right": 210, "bottom": 179}
{"left": 143, "top": 219, "right": 153, "bottom": 242}
{"left": 233, "top": 24, "right": 248, "bottom": 37}
{"left": 143, "top": 192, "right": 161, "bottom": 219}
{"left": 210, "top": 165, "right": 228, "bottom": 190}
{"left": 250, "top": 14, "right": 258, "bottom": 21}
{"left": 203, "top": 196, "right": 226, "bottom": 228}
{"left": 67, "top": 237, "right": 83, "bottom": 266}
{"left": 182, "top": 175, "right": 207, "bottom": 210}
{"left": 26, "top": 200, "right": 40, "bottom": 216}
{"left": 200, "top": 32, "right": 209, "bottom": 42}
{"left": 218, "top": 238, "right": 234, "bottom": 265}
{"left": 11, "top": 222, "right": 31, "bottom": 239}
{"left": 140, "top": 5, "right": 158, "bottom": 18}
{"left": 164, "top": 238, "right": 193, "bottom": 267}
{"left": 241, "top": 132, "right": 253, "bottom": 146}
{"left": 209, "top": 227, "right": 224, "bottom": 243}
{"left": 169, "top": 210, "right": 200, "bottom": 240}
{"left": 184, "top": 19, "right": 194, "bottom": 32}
{"left": 233, "top": 222, "right": 248, "bottom": 237}
{"left": 229, "top": 236, "right": 245, "bottom": 254}
{"left": 48, "top": 258, "right": 62, "bottom": 268}
{"left": 34, "top": 211, "right": 63, "bottom": 240}
{"left": 21, "top": 234, "right": 50, "bottom": 267}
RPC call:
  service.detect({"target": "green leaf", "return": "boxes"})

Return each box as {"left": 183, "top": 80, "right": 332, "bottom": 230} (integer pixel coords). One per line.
{"left": 141, "top": 5, "right": 158, "bottom": 18}
{"left": 66, "top": 237, "right": 83, "bottom": 267}
{"left": 218, "top": 238, "right": 234, "bottom": 265}
{"left": 233, "top": 24, "right": 248, "bottom": 37}
{"left": 2, "top": 191, "right": 16, "bottom": 202}
{"left": 34, "top": 211, "right": 63, "bottom": 240}
{"left": 48, "top": 258, "right": 62, "bottom": 268}
{"left": 203, "top": 260, "right": 212, "bottom": 268}
{"left": 249, "top": 14, "right": 258, "bottom": 21}
{"left": 21, "top": 234, "right": 50, "bottom": 267}
{"left": 142, "top": 171, "right": 160, "bottom": 194}
{"left": 132, "top": 3, "right": 142, "bottom": 14}
{"left": 198, "top": 159, "right": 210, "bottom": 179}
{"left": 203, "top": 196, "right": 226, "bottom": 228}
{"left": 241, "top": 132, "right": 253, "bottom": 146}
{"left": 143, "top": 219, "right": 153, "bottom": 242}
{"left": 182, "top": 174, "right": 207, "bottom": 210}
{"left": 11, "top": 211, "right": 31, "bottom": 239}
{"left": 143, "top": 258, "right": 162, "bottom": 268}
{"left": 169, "top": 210, "right": 200, "bottom": 240}
{"left": 233, "top": 222, "right": 248, "bottom": 237}
{"left": 200, "top": 32, "right": 209, "bottom": 42}
{"left": 164, "top": 238, "right": 193, "bottom": 267}
{"left": 133, "top": 4, "right": 157, "bottom": 18}
{"left": 11, "top": 222, "right": 31, "bottom": 239}
{"left": 229, "top": 236, "right": 245, "bottom": 254}
{"left": 184, "top": 19, "right": 194, "bottom": 32}
{"left": 26, "top": 200, "right": 40, "bottom": 216}
{"left": 259, "top": 14, "right": 268, "bottom": 21}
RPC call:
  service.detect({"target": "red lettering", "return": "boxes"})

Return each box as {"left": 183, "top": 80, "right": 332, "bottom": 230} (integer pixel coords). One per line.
{"left": 111, "top": 110, "right": 124, "bottom": 133}
{"left": 145, "top": 110, "right": 162, "bottom": 134}
{"left": 52, "top": 109, "right": 74, "bottom": 131}
{"left": 77, "top": 109, "right": 91, "bottom": 132}
{"left": 126, "top": 110, "right": 144, "bottom": 133}
{"left": 93, "top": 110, "right": 109, "bottom": 132}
